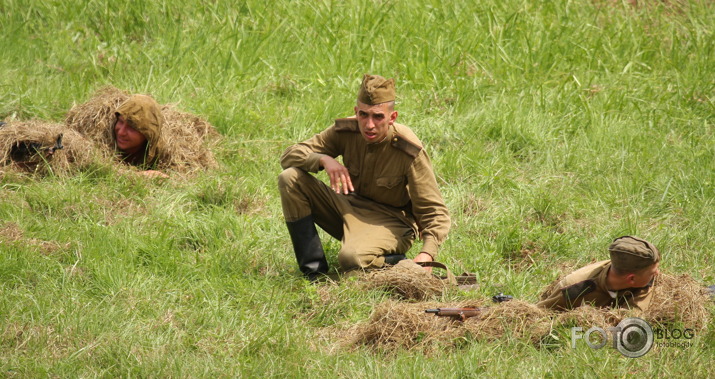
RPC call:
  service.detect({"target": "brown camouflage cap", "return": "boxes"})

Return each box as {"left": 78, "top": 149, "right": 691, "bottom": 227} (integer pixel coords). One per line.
{"left": 609, "top": 236, "right": 660, "bottom": 272}
{"left": 357, "top": 74, "right": 395, "bottom": 105}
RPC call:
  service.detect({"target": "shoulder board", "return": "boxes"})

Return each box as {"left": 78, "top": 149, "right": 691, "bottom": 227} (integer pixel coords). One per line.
{"left": 562, "top": 280, "right": 596, "bottom": 302}
{"left": 390, "top": 134, "right": 422, "bottom": 158}
{"left": 334, "top": 118, "right": 359, "bottom": 132}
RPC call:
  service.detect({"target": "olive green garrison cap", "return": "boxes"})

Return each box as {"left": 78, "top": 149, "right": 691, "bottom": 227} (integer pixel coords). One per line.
{"left": 357, "top": 74, "right": 395, "bottom": 105}
{"left": 609, "top": 236, "right": 660, "bottom": 272}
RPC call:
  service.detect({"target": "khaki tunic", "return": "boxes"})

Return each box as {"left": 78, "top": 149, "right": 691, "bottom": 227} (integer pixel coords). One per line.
{"left": 279, "top": 118, "right": 450, "bottom": 261}
{"left": 537, "top": 260, "right": 654, "bottom": 312}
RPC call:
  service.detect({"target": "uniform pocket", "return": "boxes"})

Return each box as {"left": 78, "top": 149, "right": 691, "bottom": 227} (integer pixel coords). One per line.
{"left": 376, "top": 176, "right": 405, "bottom": 189}
{"left": 348, "top": 166, "right": 360, "bottom": 182}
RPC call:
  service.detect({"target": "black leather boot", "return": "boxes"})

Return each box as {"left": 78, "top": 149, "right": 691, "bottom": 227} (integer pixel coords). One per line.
{"left": 384, "top": 254, "right": 407, "bottom": 265}
{"left": 286, "top": 215, "right": 328, "bottom": 280}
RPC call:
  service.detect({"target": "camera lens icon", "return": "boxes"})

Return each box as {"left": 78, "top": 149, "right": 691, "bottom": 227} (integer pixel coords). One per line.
{"left": 616, "top": 317, "right": 654, "bottom": 358}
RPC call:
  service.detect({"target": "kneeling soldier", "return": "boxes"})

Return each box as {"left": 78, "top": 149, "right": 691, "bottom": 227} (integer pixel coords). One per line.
{"left": 278, "top": 74, "right": 451, "bottom": 280}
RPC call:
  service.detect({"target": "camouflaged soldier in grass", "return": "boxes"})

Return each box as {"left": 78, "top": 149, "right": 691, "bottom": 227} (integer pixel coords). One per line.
{"left": 278, "top": 74, "right": 451, "bottom": 280}
{"left": 113, "top": 94, "right": 168, "bottom": 178}
{"left": 537, "top": 236, "right": 661, "bottom": 311}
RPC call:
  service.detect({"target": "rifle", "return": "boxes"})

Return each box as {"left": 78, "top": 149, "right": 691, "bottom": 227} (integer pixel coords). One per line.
{"left": 10, "top": 134, "right": 64, "bottom": 162}
{"left": 424, "top": 307, "right": 484, "bottom": 321}
{"left": 425, "top": 293, "right": 513, "bottom": 321}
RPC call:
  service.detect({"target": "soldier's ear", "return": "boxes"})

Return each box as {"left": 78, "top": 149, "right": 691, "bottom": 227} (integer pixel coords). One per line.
{"left": 390, "top": 110, "right": 398, "bottom": 124}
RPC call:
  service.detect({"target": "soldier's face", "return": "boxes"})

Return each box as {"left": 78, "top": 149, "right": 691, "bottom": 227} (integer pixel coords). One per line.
{"left": 631, "top": 263, "right": 659, "bottom": 288}
{"left": 354, "top": 102, "right": 397, "bottom": 143}
{"left": 114, "top": 115, "right": 147, "bottom": 154}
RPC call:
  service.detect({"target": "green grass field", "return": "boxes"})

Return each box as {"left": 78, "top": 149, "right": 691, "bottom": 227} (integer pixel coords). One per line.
{"left": 1, "top": 0, "right": 714, "bottom": 376}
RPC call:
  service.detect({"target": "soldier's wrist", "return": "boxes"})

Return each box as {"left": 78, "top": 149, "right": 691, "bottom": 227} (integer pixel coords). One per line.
{"left": 417, "top": 252, "right": 434, "bottom": 261}
{"left": 317, "top": 154, "right": 328, "bottom": 168}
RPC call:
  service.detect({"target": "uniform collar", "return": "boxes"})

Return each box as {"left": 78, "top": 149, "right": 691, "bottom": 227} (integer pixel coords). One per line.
{"left": 596, "top": 260, "right": 612, "bottom": 292}
{"left": 367, "top": 123, "right": 395, "bottom": 147}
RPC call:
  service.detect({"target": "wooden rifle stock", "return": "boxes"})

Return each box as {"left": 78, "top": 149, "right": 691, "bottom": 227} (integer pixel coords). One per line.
{"left": 425, "top": 307, "right": 483, "bottom": 321}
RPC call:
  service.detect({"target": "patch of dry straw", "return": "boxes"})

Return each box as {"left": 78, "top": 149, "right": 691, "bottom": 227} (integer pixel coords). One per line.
{"left": 158, "top": 103, "right": 220, "bottom": 172}
{"left": 462, "top": 300, "right": 553, "bottom": 344}
{"left": 360, "top": 260, "right": 449, "bottom": 301}
{"left": 64, "top": 86, "right": 125, "bottom": 149}
{"left": 345, "top": 299, "right": 554, "bottom": 353}
{"left": 344, "top": 300, "right": 483, "bottom": 352}
{"left": 340, "top": 273, "right": 711, "bottom": 353}
{"left": 65, "top": 86, "right": 220, "bottom": 173}
{"left": 0, "top": 120, "right": 102, "bottom": 175}
{"left": 555, "top": 306, "right": 632, "bottom": 330}
{"left": 646, "top": 272, "right": 710, "bottom": 329}
{"left": 0, "top": 222, "right": 70, "bottom": 255}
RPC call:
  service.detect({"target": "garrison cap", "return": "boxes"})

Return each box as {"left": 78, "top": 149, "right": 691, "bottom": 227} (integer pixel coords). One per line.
{"left": 609, "top": 236, "right": 660, "bottom": 272}
{"left": 357, "top": 74, "right": 396, "bottom": 105}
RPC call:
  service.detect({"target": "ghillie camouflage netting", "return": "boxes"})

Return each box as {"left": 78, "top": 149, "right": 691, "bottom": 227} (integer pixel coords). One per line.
{"left": 2, "top": 87, "right": 220, "bottom": 176}
{"left": 64, "top": 86, "right": 220, "bottom": 173}
{"left": 0, "top": 120, "right": 100, "bottom": 176}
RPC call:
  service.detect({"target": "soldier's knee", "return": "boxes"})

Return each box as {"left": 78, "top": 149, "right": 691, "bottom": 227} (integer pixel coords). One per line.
{"left": 338, "top": 248, "right": 363, "bottom": 271}
{"left": 277, "top": 167, "right": 304, "bottom": 191}
{"left": 338, "top": 247, "right": 383, "bottom": 271}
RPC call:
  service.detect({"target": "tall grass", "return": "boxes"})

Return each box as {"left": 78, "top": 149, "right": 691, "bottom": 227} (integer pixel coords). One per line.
{"left": 1, "top": 0, "right": 714, "bottom": 376}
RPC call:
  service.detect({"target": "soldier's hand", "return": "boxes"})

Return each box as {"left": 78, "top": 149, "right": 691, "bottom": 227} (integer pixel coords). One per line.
{"left": 320, "top": 156, "right": 354, "bottom": 195}
{"left": 414, "top": 252, "right": 433, "bottom": 273}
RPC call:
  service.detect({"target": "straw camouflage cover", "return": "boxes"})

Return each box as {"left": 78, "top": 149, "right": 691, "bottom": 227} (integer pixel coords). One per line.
{"left": 115, "top": 94, "right": 165, "bottom": 167}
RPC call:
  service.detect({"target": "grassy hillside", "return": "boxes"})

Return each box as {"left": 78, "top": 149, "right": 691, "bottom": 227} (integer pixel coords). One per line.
{"left": 1, "top": 0, "right": 714, "bottom": 376}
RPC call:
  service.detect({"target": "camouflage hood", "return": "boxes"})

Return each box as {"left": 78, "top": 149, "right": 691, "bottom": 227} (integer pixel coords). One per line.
{"left": 114, "top": 94, "right": 164, "bottom": 167}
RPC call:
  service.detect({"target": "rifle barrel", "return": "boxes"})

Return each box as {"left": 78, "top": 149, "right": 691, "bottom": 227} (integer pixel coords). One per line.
{"left": 424, "top": 307, "right": 482, "bottom": 319}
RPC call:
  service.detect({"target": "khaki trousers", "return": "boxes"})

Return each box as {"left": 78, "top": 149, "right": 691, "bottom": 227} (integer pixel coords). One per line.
{"left": 278, "top": 167, "right": 415, "bottom": 270}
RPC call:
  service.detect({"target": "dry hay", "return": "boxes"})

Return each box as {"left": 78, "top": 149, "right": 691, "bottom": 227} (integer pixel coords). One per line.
{"left": 462, "top": 300, "right": 554, "bottom": 344}
{"left": 0, "top": 222, "right": 24, "bottom": 241}
{"left": 346, "top": 300, "right": 483, "bottom": 352}
{"left": 360, "top": 260, "right": 449, "bottom": 301}
{"left": 346, "top": 299, "right": 555, "bottom": 353}
{"left": 0, "top": 120, "right": 102, "bottom": 175}
{"left": 64, "top": 86, "right": 220, "bottom": 173}
{"left": 158, "top": 103, "right": 220, "bottom": 172}
{"left": 64, "top": 86, "right": 126, "bottom": 148}
{"left": 646, "top": 272, "right": 711, "bottom": 330}
{"left": 555, "top": 306, "right": 633, "bottom": 330}
{"left": 0, "top": 222, "right": 70, "bottom": 255}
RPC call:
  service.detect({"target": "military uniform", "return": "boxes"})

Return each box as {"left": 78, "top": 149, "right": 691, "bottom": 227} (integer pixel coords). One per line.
{"left": 536, "top": 260, "right": 655, "bottom": 311}
{"left": 278, "top": 74, "right": 450, "bottom": 278}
